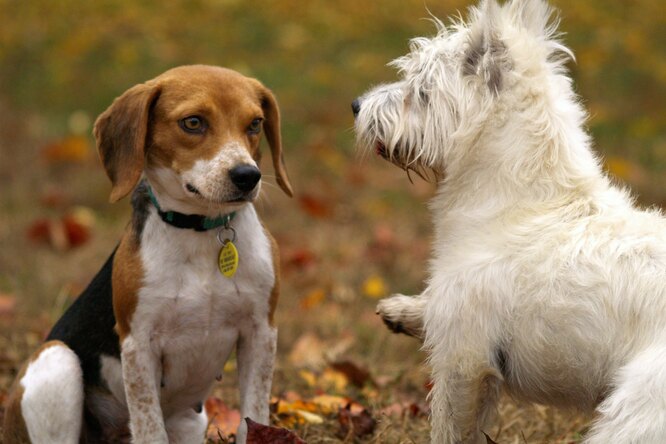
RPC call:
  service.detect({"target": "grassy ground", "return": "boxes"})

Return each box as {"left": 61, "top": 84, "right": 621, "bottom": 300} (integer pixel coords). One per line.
{"left": 0, "top": 0, "right": 664, "bottom": 442}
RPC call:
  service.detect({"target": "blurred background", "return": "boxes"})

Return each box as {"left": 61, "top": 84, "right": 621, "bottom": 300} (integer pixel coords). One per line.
{"left": 0, "top": 0, "right": 664, "bottom": 442}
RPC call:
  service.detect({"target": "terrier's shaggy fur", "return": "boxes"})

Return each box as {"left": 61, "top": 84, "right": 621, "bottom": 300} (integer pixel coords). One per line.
{"left": 354, "top": 1, "right": 666, "bottom": 442}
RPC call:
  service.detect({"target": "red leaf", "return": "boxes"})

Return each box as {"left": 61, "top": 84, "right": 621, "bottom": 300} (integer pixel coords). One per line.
{"left": 62, "top": 215, "right": 90, "bottom": 247}
{"left": 246, "top": 417, "right": 306, "bottom": 444}
{"left": 26, "top": 209, "right": 93, "bottom": 250}
{"left": 285, "top": 248, "right": 317, "bottom": 271}
{"left": 26, "top": 219, "right": 51, "bottom": 243}
{"left": 298, "top": 194, "right": 332, "bottom": 218}
{"left": 337, "top": 403, "right": 376, "bottom": 438}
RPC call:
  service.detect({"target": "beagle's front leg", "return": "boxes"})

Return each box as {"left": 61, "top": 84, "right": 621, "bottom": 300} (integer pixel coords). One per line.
{"left": 235, "top": 320, "right": 277, "bottom": 444}
{"left": 120, "top": 335, "right": 168, "bottom": 444}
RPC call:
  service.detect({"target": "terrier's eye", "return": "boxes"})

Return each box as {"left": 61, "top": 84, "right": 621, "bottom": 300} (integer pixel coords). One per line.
{"left": 247, "top": 118, "right": 263, "bottom": 135}
{"left": 179, "top": 116, "right": 207, "bottom": 134}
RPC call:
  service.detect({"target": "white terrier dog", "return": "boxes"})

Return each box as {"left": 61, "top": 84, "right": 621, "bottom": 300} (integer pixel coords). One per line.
{"left": 353, "top": 0, "right": 666, "bottom": 442}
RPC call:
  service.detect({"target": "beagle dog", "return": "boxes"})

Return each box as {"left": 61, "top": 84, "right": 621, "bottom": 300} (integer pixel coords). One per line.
{"left": 3, "top": 65, "right": 293, "bottom": 444}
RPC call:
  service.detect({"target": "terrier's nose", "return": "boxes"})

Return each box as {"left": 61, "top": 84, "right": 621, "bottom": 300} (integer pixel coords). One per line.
{"left": 351, "top": 98, "right": 361, "bottom": 117}
{"left": 229, "top": 164, "right": 262, "bottom": 192}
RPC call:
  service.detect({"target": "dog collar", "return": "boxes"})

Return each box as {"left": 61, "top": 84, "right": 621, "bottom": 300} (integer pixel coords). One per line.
{"left": 146, "top": 186, "right": 236, "bottom": 232}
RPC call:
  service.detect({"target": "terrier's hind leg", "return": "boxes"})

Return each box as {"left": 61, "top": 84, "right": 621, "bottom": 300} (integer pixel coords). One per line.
{"left": 584, "top": 344, "right": 666, "bottom": 444}
{"left": 376, "top": 293, "right": 427, "bottom": 339}
{"left": 6, "top": 341, "right": 84, "bottom": 444}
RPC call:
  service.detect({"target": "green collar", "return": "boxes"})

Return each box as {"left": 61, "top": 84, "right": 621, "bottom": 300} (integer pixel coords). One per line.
{"left": 147, "top": 186, "right": 236, "bottom": 232}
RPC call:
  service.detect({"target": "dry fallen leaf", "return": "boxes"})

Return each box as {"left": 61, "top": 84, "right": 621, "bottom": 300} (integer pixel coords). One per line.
{"left": 298, "top": 194, "right": 333, "bottom": 219}
{"left": 289, "top": 333, "right": 326, "bottom": 369}
{"left": 205, "top": 396, "right": 241, "bottom": 440}
{"left": 299, "top": 288, "right": 326, "bottom": 310}
{"left": 309, "top": 394, "right": 348, "bottom": 415}
{"left": 26, "top": 207, "right": 95, "bottom": 251}
{"left": 284, "top": 247, "right": 317, "bottom": 271}
{"left": 246, "top": 417, "right": 306, "bottom": 444}
{"left": 41, "top": 135, "right": 91, "bottom": 164}
{"left": 329, "top": 360, "right": 372, "bottom": 388}
{"left": 319, "top": 368, "right": 349, "bottom": 392}
{"left": 0, "top": 293, "right": 16, "bottom": 318}
{"left": 337, "top": 403, "right": 376, "bottom": 439}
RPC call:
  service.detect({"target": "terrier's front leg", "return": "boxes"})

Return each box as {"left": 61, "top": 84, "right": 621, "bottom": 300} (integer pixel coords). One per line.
{"left": 235, "top": 320, "right": 278, "bottom": 444}
{"left": 121, "top": 335, "right": 168, "bottom": 444}
{"left": 376, "top": 293, "right": 427, "bottom": 339}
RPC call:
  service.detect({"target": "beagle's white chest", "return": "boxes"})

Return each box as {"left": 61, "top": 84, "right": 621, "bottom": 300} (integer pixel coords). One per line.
{"left": 111, "top": 206, "right": 275, "bottom": 411}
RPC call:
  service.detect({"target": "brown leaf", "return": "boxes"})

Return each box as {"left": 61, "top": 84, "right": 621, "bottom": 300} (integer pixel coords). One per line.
{"left": 205, "top": 397, "right": 241, "bottom": 440}
{"left": 337, "top": 403, "right": 376, "bottom": 438}
{"left": 329, "top": 360, "right": 371, "bottom": 388}
{"left": 246, "top": 417, "right": 306, "bottom": 444}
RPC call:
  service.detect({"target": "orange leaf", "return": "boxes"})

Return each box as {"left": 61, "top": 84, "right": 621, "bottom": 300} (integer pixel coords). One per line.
{"left": 310, "top": 394, "right": 350, "bottom": 415}
{"left": 300, "top": 288, "right": 326, "bottom": 310}
{"left": 205, "top": 396, "right": 241, "bottom": 440}
{"left": 0, "top": 293, "right": 16, "bottom": 318}
{"left": 41, "top": 135, "right": 91, "bottom": 164}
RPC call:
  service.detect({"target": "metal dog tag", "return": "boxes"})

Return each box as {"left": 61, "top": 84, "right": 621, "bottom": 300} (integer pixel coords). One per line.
{"left": 218, "top": 240, "right": 239, "bottom": 277}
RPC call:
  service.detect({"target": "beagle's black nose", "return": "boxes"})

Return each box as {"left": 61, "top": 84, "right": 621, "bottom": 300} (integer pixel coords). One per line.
{"left": 351, "top": 98, "right": 361, "bottom": 117}
{"left": 229, "top": 165, "right": 262, "bottom": 192}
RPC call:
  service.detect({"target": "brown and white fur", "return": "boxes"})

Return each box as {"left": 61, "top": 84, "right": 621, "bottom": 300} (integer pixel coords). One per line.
{"left": 3, "top": 65, "right": 293, "bottom": 444}
{"left": 354, "top": 0, "right": 666, "bottom": 442}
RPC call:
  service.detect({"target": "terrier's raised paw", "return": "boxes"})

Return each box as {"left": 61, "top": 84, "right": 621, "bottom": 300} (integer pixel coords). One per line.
{"left": 376, "top": 294, "right": 425, "bottom": 339}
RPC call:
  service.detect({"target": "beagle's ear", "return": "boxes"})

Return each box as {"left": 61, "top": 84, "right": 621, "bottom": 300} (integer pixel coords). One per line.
{"left": 260, "top": 86, "right": 293, "bottom": 197}
{"left": 94, "top": 81, "right": 161, "bottom": 203}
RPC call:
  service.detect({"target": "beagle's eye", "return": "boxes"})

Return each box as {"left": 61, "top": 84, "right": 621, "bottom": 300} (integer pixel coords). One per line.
{"left": 179, "top": 116, "right": 207, "bottom": 134}
{"left": 247, "top": 118, "right": 263, "bottom": 135}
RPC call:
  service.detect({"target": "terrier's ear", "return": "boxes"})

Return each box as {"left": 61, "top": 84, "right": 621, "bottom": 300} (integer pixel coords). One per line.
{"left": 464, "top": 0, "right": 509, "bottom": 95}
{"left": 94, "top": 81, "right": 161, "bottom": 203}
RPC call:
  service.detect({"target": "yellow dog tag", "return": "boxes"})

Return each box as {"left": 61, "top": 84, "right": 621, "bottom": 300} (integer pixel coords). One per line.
{"left": 218, "top": 240, "right": 239, "bottom": 277}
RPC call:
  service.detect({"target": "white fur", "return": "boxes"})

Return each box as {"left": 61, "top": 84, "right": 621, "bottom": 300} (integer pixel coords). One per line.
{"left": 146, "top": 140, "right": 260, "bottom": 218}
{"left": 355, "top": 0, "right": 666, "bottom": 442}
{"left": 182, "top": 141, "right": 260, "bottom": 204}
{"left": 20, "top": 343, "right": 84, "bottom": 443}
{"left": 115, "top": 202, "right": 276, "bottom": 444}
